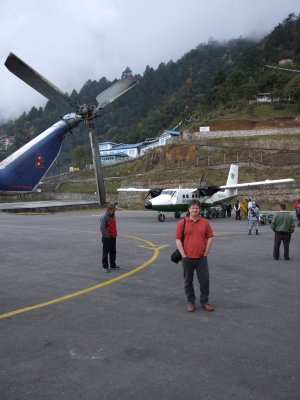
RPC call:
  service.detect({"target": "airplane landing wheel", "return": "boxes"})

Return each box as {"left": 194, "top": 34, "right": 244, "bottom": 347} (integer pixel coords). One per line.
{"left": 174, "top": 211, "right": 181, "bottom": 219}
{"left": 158, "top": 213, "right": 166, "bottom": 222}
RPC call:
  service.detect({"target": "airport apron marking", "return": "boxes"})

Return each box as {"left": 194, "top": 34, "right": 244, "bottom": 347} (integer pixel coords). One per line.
{"left": 0, "top": 234, "right": 166, "bottom": 320}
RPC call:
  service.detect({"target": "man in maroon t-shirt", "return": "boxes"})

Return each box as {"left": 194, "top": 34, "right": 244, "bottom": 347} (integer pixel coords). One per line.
{"left": 100, "top": 204, "right": 119, "bottom": 272}
{"left": 175, "top": 200, "right": 214, "bottom": 313}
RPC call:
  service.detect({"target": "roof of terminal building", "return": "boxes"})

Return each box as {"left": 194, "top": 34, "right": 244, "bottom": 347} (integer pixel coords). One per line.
{"left": 162, "top": 130, "right": 181, "bottom": 136}
{"left": 113, "top": 142, "right": 144, "bottom": 150}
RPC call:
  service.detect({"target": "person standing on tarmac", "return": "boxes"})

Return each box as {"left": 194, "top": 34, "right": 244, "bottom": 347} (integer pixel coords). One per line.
{"left": 226, "top": 203, "right": 232, "bottom": 218}
{"left": 100, "top": 204, "right": 120, "bottom": 273}
{"left": 221, "top": 202, "right": 227, "bottom": 218}
{"left": 175, "top": 199, "right": 214, "bottom": 313}
{"left": 271, "top": 203, "right": 295, "bottom": 260}
{"left": 248, "top": 201, "right": 260, "bottom": 235}
{"left": 294, "top": 197, "right": 300, "bottom": 227}
{"left": 234, "top": 200, "right": 241, "bottom": 220}
{"left": 240, "top": 199, "right": 248, "bottom": 219}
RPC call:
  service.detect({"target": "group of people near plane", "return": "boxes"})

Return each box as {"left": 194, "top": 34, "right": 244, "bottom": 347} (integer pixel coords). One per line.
{"left": 221, "top": 198, "right": 260, "bottom": 225}
{"left": 100, "top": 197, "right": 298, "bottom": 314}
{"left": 224, "top": 198, "right": 261, "bottom": 234}
{"left": 233, "top": 198, "right": 260, "bottom": 221}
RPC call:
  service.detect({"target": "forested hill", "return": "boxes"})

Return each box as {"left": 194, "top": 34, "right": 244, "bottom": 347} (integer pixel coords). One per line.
{"left": 1, "top": 12, "right": 300, "bottom": 171}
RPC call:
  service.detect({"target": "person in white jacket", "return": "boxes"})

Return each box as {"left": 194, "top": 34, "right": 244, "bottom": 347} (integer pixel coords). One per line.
{"left": 248, "top": 202, "right": 260, "bottom": 235}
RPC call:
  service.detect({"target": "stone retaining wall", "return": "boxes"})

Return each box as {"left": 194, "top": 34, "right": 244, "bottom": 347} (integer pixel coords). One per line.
{"left": 184, "top": 127, "right": 300, "bottom": 140}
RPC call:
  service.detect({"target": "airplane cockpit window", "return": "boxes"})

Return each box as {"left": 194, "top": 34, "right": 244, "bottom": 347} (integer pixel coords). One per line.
{"left": 162, "top": 190, "right": 176, "bottom": 196}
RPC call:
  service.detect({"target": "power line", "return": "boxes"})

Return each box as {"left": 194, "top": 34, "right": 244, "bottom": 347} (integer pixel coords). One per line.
{"left": 265, "top": 65, "right": 300, "bottom": 73}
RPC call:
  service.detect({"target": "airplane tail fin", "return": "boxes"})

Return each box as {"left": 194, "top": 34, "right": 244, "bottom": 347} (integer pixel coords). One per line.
{"left": 0, "top": 121, "right": 69, "bottom": 192}
{"left": 224, "top": 164, "right": 238, "bottom": 197}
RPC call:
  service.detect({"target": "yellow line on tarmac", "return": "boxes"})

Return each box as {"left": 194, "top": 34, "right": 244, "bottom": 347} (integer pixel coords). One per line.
{"left": 0, "top": 235, "right": 164, "bottom": 320}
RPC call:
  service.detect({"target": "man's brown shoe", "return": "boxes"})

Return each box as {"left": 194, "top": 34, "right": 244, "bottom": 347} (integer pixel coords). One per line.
{"left": 187, "top": 303, "right": 196, "bottom": 312}
{"left": 201, "top": 303, "right": 214, "bottom": 312}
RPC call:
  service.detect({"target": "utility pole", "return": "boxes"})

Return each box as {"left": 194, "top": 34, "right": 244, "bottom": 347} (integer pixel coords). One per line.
{"left": 88, "top": 128, "right": 106, "bottom": 206}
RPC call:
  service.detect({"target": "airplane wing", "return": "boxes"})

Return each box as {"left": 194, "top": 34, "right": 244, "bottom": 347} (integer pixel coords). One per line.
{"left": 220, "top": 178, "right": 295, "bottom": 190}
{"left": 117, "top": 187, "right": 164, "bottom": 198}
{"left": 117, "top": 188, "right": 150, "bottom": 192}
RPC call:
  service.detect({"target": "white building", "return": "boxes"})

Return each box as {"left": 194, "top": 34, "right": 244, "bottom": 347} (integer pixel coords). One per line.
{"left": 99, "top": 141, "right": 143, "bottom": 164}
{"left": 255, "top": 93, "right": 272, "bottom": 103}
{"left": 140, "top": 130, "right": 180, "bottom": 156}
{"left": 99, "top": 130, "right": 181, "bottom": 163}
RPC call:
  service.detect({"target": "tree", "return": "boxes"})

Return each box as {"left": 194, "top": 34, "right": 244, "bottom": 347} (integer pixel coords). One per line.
{"left": 285, "top": 75, "right": 300, "bottom": 111}
{"left": 239, "top": 46, "right": 264, "bottom": 76}
{"left": 121, "top": 67, "right": 132, "bottom": 79}
{"left": 72, "top": 145, "right": 91, "bottom": 169}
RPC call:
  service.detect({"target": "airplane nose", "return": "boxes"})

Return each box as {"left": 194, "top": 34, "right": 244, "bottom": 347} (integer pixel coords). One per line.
{"left": 145, "top": 200, "right": 152, "bottom": 209}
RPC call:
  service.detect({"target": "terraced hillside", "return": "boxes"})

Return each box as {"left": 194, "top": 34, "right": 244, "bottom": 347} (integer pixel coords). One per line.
{"left": 36, "top": 125, "right": 300, "bottom": 210}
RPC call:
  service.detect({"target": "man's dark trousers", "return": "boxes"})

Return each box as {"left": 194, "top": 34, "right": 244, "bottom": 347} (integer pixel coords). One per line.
{"left": 102, "top": 237, "right": 116, "bottom": 268}
{"left": 273, "top": 231, "right": 291, "bottom": 260}
{"left": 182, "top": 257, "right": 210, "bottom": 304}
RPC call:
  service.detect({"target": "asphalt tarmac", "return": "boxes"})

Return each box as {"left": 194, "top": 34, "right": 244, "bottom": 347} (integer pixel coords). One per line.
{"left": 0, "top": 210, "right": 299, "bottom": 400}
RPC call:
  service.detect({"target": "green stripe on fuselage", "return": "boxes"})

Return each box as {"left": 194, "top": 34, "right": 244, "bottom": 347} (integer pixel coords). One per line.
{"left": 151, "top": 204, "right": 188, "bottom": 212}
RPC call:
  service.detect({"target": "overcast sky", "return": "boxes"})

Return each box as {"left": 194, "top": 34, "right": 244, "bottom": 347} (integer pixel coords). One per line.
{"left": 0, "top": 0, "right": 299, "bottom": 124}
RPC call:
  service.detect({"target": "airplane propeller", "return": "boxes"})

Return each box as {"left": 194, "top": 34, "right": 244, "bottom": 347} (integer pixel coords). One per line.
{"left": 143, "top": 188, "right": 164, "bottom": 201}
{"left": 5, "top": 53, "right": 78, "bottom": 113}
{"left": 197, "top": 175, "right": 219, "bottom": 197}
{"left": 5, "top": 53, "right": 138, "bottom": 119}
{"left": 5, "top": 52, "right": 138, "bottom": 204}
{"left": 149, "top": 188, "right": 164, "bottom": 198}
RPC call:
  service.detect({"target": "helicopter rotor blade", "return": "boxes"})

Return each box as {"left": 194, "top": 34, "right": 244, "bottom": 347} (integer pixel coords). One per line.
{"left": 5, "top": 52, "right": 77, "bottom": 112}
{"left": 96, "top": 75, "right": 138, "bottom": 109}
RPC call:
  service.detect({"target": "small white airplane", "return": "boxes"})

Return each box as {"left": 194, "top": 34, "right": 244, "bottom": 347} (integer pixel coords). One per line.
{"left": 118, "top": 164, "right": 295, "bottom": 221}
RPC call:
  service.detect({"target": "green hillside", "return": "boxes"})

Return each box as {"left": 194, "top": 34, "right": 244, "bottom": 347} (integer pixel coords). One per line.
{"left": 1, "top": 12, "right": 300, "bottom": 174}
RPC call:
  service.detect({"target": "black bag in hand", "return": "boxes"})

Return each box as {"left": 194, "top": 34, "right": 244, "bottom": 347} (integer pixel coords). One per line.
{"left": 170, "top": 218, "right": 186, "bottom": 263}
{"left": 171, "top": 249, "right": 182, "bottom": 263}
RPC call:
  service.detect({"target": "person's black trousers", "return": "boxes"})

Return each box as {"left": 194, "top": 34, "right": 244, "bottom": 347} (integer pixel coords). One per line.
{"left": 182, "top": 257, "right": 210, "bottom": 304}
{"left": 273, "top": 231, "right": 291, "bottom": 260}
{"left": 235, "top": 210, "right": 241, "bottom": 220}
{"left": 102, "top": 237, "right": 116, "bottom": 268}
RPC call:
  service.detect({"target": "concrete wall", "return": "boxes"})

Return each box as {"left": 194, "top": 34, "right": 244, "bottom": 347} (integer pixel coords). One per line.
{"left": 184, "top": 127, "right": 300, "bottom": 141}
{"left": 1, "top": 191, "right": 118, "bottom": 204}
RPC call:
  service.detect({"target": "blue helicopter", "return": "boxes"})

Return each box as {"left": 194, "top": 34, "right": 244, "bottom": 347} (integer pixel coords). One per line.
{"left": 0, "top": 53, "right": 138, "bottom": 195}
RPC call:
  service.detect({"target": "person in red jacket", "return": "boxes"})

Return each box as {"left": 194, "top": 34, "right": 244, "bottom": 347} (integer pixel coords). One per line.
{"left": 175, "top": 199, "right": 214, "bottom": 313}
{"left": 294, "top": 197, "right": 300, "bottom": 227}
{"left": 100, "top": 203, "right": 119, "bottom": 272}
